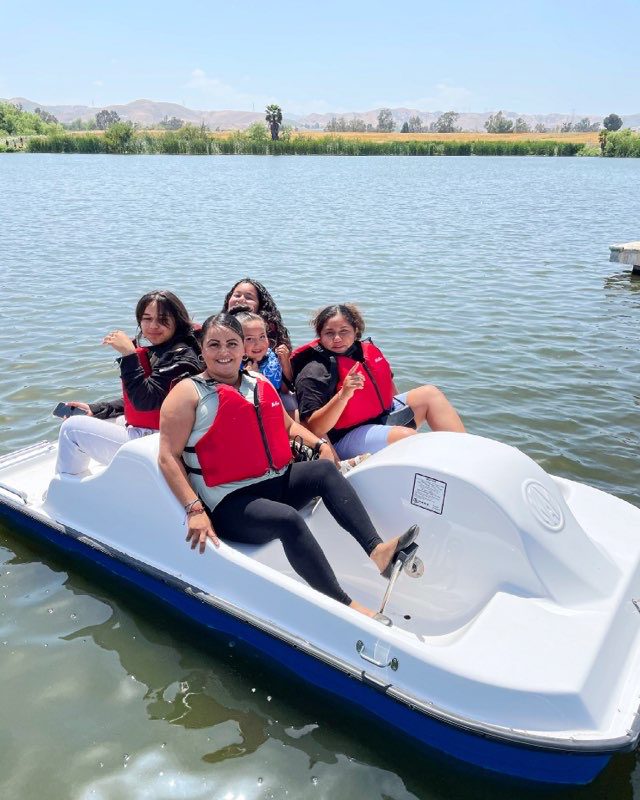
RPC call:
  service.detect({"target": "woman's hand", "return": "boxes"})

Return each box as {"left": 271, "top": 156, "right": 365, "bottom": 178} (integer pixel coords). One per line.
{"left": 338, "top": 363, "right": 365, "bottom": 400}
{"left": 186, "top": 510, "right": 220, "bottom": 554}
{"left": 66, "top": 401, "right": 93, "bottom": 417}
{"left": 103, "top": 330, "right": 136, "bottom": 356}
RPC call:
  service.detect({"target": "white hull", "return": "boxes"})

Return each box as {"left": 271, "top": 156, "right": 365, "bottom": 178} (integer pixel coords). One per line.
{"left": 1, "top": 431, "right": 639, "bottom": 784}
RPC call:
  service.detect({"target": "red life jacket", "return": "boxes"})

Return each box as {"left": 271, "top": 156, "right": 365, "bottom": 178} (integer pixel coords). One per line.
{"left": 122, "top": 347, "right": 161, "bottom": 429}
{"left": 189, "top": 376, "right": 292, "bottom": 487}
{"left": 291, "top": 338, "right": 394, "bottom": 431}
{"left": 290, "top": 338, "right": 324, "bottom": 379}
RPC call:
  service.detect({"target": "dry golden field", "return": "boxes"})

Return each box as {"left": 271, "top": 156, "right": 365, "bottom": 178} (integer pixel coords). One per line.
{"left": 280, "top": 130, "right": 601, "bottom": 145}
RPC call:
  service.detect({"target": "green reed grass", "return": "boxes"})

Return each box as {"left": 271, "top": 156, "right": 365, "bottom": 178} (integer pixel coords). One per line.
{"left": 27, "top": 134, "right": 105, "bottom": 153}
{"left": 23, "top": 131, "right": 613, "bottom": 157}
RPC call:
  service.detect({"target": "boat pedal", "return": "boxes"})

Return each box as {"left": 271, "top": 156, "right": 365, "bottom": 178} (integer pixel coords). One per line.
{"left": 378, "top": 543, "right": 419, "bottom": 615}
{"left": 398, "top": 542, "right": 419, "bottom": 571}
{"left": 405, "top": 554, "right": 424, "bottom": 578}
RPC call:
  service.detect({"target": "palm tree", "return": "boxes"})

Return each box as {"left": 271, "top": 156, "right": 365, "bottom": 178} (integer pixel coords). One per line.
{"left": 265, "top": 104, "right": 283, "bottom": 140}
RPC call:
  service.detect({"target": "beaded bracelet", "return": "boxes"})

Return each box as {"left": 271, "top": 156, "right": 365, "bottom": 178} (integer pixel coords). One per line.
{"left": 184, "top": 498, "right": 202, "bottom": 514}
{"left": 186, "top": 508, "right": 205, "bottom": 520}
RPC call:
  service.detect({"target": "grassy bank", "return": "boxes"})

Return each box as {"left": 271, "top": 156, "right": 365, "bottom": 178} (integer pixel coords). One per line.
{"left": 12, "top": 126, "right": 640, "bottom": 157}
{"left": 600, "top": 129, "right": 640, "bottom": 157}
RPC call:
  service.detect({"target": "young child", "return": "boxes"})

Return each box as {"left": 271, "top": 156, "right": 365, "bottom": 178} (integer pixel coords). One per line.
{"left": 237, "top": 311, "right": 284, "bottom": 388}
{"left": 235, "top": 310, "right": 298, "bottom": 415}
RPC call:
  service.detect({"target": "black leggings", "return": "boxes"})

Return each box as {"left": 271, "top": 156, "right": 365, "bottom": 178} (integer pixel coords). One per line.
{"left": 210, "top": 460, "right": 382, "bottom": 605}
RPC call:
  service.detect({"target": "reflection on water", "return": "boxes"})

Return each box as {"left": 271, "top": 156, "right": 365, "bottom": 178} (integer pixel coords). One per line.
{"left": 603, "top": 270, "right": 640, "bottom": 300}
{"left": 1, "top": 154, "right": 640, "bottom": 798}
{"left": 0, "top": 525, "right": 452, "bottom": 799}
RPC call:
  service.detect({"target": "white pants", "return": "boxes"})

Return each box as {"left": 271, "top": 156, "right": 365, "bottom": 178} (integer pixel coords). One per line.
{"left": 55, "top": 415, "right": 154, "bottom": 476}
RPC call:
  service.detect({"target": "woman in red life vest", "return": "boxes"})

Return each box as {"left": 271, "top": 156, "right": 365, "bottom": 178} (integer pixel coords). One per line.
{"left": 55, "top": 290, "right": 201, "bottom": 476}
{"left": 158, "top": 313, "right": 420, "bottom": 618}
{"left": 292, "top": 304, "right": 465, "bottom": 461}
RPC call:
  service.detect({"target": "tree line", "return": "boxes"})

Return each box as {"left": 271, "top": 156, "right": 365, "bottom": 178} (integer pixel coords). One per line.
{"left": 482, "top": 110, "right": 622, "bottom": 134}
{"left": 0, "top": 102, "right": 198, "bottom": 135}
{"left": 0, "top": 102, "right": 289, "bottom": 138}
{"left": 0, "top": 100, "right": 628, "bottom": 143}
{"left": 325, "top": 109, "right": 626, "bottom": 134}
{"left": 59, "top": 109, "right": 188, "bottom": 131}
{"left": 0, "top": 102, "right": 61, "bottom": 136}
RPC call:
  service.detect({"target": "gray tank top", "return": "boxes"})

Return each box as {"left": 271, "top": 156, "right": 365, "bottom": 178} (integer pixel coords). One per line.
{"left": 183, "top": 373, "right": 288, "bottom": 511}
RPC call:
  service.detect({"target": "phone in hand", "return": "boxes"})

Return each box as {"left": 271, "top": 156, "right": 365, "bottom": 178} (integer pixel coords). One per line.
{"left": 52, "top": 402, "right": 88, "bottom": 419}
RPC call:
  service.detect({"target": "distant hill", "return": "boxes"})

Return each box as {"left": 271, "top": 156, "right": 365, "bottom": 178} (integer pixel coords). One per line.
{"left": 4, "top": 96, "right": 639, "bottom": 131}
{"left": 5, "top": 96, "right": 265, "bottom": 129}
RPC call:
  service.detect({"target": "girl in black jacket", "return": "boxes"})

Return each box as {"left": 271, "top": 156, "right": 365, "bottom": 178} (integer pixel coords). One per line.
{"left": 55, "top": 290, "right": 201, "bottom": 475}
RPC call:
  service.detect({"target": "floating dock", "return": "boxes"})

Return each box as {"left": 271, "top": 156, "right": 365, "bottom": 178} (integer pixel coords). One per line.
{"left": 610, "top": 242, "right": 640, "bottom": 275}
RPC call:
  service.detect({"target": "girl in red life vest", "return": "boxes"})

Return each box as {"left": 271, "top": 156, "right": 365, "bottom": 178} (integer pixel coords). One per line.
{"left": 55, "top": 290, "right": 201, "bottom": 476}
{"left": 158, "top": 313, "right": 420, "bottom": 620}
{"left": 292, "top": 304, "right": 465, "bottom": 462}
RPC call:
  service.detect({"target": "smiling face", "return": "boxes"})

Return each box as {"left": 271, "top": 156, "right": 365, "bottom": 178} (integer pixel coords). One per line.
{"left": 227, "top": 282, "right": 260, "bottom": 313}
{"left": 201, "top": 324, "right": 244, "bottom": 384}
{"left": 242, "top": 319, "right": 269, "bottom": 363}
{"left": 318, "top": 313, "right": 357, "bottom": 354}
{"left": 139, "top": 300, "right": 177, "bottom": 345}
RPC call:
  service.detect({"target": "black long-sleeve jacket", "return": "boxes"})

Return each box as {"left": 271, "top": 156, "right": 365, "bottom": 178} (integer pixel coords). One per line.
{"left": 89, "top": 336, "right": 202, "bottom": 420}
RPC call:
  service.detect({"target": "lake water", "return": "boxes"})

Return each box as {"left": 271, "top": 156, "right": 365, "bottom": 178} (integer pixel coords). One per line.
{"left": 1, "top": 154, "right": 639, "bottom": 799}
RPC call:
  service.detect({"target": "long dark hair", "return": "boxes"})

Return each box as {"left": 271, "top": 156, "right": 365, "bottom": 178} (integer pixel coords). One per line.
{"left": 135, "top": 290, "right": 199, "bottom": 350}
{"left": 222, "top": 278, "right": 291, "bottom": 349}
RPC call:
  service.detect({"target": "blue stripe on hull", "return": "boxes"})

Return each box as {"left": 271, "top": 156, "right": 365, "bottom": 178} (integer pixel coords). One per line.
{"left": 0, "top": 501, "right": 612, "bottom": 785}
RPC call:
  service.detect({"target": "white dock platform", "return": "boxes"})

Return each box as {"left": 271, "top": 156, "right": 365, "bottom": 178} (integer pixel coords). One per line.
{"left": 610, "top": 241, "right": 640, "bottom": 274}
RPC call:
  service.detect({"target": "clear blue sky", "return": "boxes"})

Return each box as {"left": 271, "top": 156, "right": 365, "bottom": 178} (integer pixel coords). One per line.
{"left": 2, "top": 0, "right": 638, "bottom": 115}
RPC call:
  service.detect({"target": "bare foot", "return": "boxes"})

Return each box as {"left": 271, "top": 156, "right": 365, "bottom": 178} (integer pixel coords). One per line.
{"left": 370, "top": 525, "right": 420, "bottom": 576}
{"left": 349, "top": 599, "right": 377, "bottom": 618}
{"left": 370, "top": 539, "right": 399, "bottom": 574}
{"left": 339, "top": 453, "right": 371, "bottom": 474}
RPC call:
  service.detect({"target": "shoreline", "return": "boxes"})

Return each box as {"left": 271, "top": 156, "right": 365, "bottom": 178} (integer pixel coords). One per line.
{"left": 2, "top": 129, "right": 638, "bottom": 157}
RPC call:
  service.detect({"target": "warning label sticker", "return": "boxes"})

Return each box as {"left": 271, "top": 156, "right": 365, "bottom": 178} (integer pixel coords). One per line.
{"left": 411, "top": 473, "right": 447, "bottom": 515}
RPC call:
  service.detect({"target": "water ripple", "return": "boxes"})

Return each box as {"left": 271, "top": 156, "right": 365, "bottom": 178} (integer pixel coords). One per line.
{"left": 1, "top": 154, "right": 639, "bottom": 798}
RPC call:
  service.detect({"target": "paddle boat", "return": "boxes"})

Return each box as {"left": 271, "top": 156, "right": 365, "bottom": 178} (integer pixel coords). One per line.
{"left": 1, "top": 430, "right": 639, "bottom": 785}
